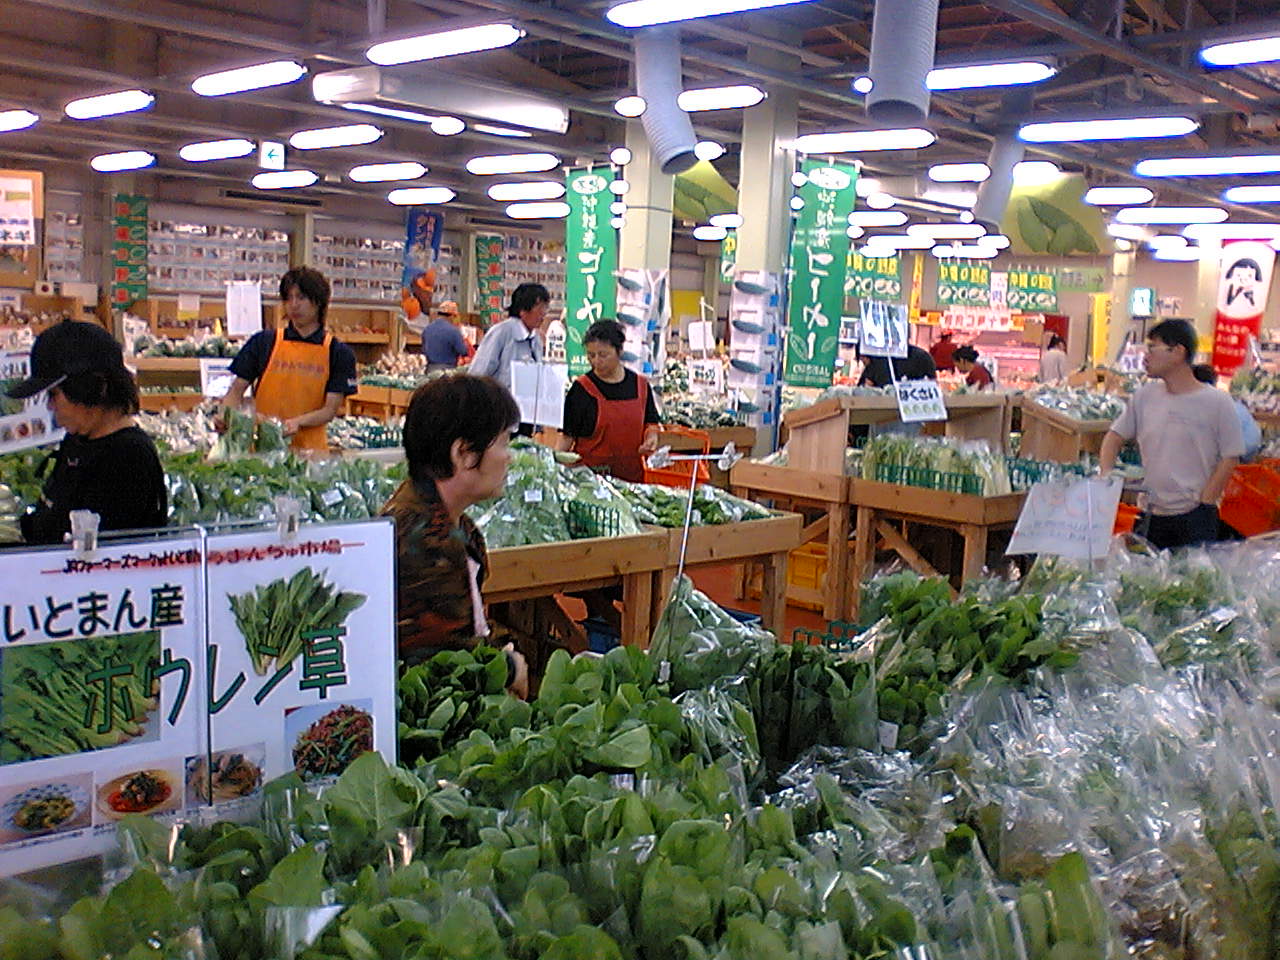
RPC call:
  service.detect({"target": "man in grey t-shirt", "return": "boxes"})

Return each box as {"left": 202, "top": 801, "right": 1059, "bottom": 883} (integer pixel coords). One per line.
{"left": 1100, "top": 319, "right": 1244, "bottom": 550}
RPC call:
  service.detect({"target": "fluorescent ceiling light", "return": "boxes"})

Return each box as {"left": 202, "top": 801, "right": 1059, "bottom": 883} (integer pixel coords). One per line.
{"left": 908, "top": 223, "right": 987, "bottom": 240}
{"left": 506, "top": 200, "right": 570, "bottom": 219}
{"left": 610, "top": 201, "right": 626, "bottom": 215}
{"left": 179, "top": 138, "right": 255, "bottom": 162}
{"left": 695, "top": 140, "right": 725, "bottom": 161}
{"left": 0, "top": 109, "right": 38, "bottom": 132}
{"left": 1183, "top": 222, "right": 1280, "bottom": 240}
{"left": 1085, "top": 186, "right": 1154, "bottom": 205}
{"left": 430, "top": 117, "right": 466, "bottom": 136}
{"left": 191, "top": 60, "right": 305, "bottom": 96}
{"left": 790, "top": 196, "right": 805, "bottom": 211}
{"left": 348, "top": 161, "right": 427, "bottom": 182}
{"left": 846, "top": 225, "right": 864, "bottom": 239}
{"left": 487, "top": 180, "right": 565, "bottom": 201}
{"left": 611, "top": 216, "right": 625, "bottom": 228}
{"left": 795, "top": 128, "right": 936, "bottom": 153}
{"left": 606, "top": 0, "right": 812, "bottom": 28}
{"left": 1107, "top": 223, "right": 1149, "bottom": 241}
{"left": 1201, "top": 35, "right": 1280, "bottom": 67}
{"left": 852, "top": 76, "right": 874, "bottom": 94}
{"left": 65, "top": 89, "right": 154, "bottom": 120}
{"left": 932, "top": 243, "right": 997, "bottom": 258}
{"left": 1135, "top": 154, "right": 1280, "bottom": 177}
{"left": 610, "top": 179, "right": 630, "bottom": 195}
{"left": 90, "top": 150, "right": 155, "bottom": 172}
{"left": 854, "top": 177, "right": 881, "bottom": 198}
{"left": 1146, "top": 234, "right": 1187, "bottom": 248}
{"left": 473, "top": 123, "right": 533, "bottom": 138}
{"left": 849, "top": 210, "right": 908, "bottom": 227}
{"left": 388, "top": 186, "right": 456, "bottom": 205}
{"left": 876, "top": 234, "right": 935, "bottom": 250}
{"left": 693, "top": 225, "right": 728, "bottom": 241}
{"left": 859, "top": 244, "right": 896, "bottom": 257}
{"left": 922, "top": 187, "right": 978, "bottom": 208}
{"left": 866, "top": 192, "right": 897, "bottom": 209}
{"left": 1012, "top": 161, "right": 1061, "bottom": 184}
{"left": 614, "top": 96, "right": 646, "bottom": 118}
{"left": 1152, "top": 246, "right": 1202, "bottom": 261}
{"left": 1020, "top": 115, "right": 1198, "bottom": 143}
{"left": 986, "top": 234, "right": 1011, "bottom": 248}
{"left": 926, "top": 60, "right": 1055, "bottom": 90}
{"left": 1222, "top": 184, "right": 1280, "bottom": 203}
{"left": 367, "top": 23, "right": 524, "bottom": 66}
{"left": 610, "top": 147, "right": 632, "bottom": 165}
{"left": 252, "top": 169, "right": 317, "bottom": 189}
{"left": 466, "top": 152, "right": 560, "bottom": 175}
{"left": 1115, "top": 206, "right": 1228, "bottom": 224}
{"left": 929, "top": 162, "right": 990, "bottom": 183}
{"left": 677, "top": 85, "right": 765, "bottom": 111}
{"left": 342, "top": 102, "right": 435, "bottom": 123}
{"left": 709, "top": 212, "right": 743, "bottom": 228}
{"left": 289, "top": 124, "right": 383, "bottom": 150}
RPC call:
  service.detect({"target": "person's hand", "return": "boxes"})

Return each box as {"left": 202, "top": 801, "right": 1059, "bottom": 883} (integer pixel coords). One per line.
{"left": 503, "top": 643, "right": 529, "bottom": 700}
{"left": 281, "top": 417, "right": 301, "bottom": 437}
{"left": 213, "top": 408, "right": 228, "bottom": 433}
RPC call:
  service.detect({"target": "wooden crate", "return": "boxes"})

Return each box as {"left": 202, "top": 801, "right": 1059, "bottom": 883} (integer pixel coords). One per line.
{"left": 1018, "top": 400, "right": 1112, "bottom": 463}
{"left": 849, "top": 478, "right": 1025, "bottom": 526}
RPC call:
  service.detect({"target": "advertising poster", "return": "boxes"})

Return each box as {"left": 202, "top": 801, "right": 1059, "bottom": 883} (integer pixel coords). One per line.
{"left": 110, "top": 194, "right": 147, "bottom": 308}
{"left": 846, "top": 251, "right": 901, "bottom": 302}
{"left": 0, "top": 175, "right": 35, "bottom": 246}
{"left": 936, "top": 260, "right": 991, "bottom": 307}
{"left": 1212, "top": 239, "right": 1276, "bottom": 375}
{"left": 0, "top": 347, "right": 64, "bottom": 453}
{"left": 474, "top": 234, "right": 507, "bottom": 330}
{"left": 719, "top": 229, "right": 737, "bottom": 285}
{"left": 564, "top": 166, "right": 618, "bottom": 376}
{"left": 1007, "top": 267, "right": 1059, "bottom": 312}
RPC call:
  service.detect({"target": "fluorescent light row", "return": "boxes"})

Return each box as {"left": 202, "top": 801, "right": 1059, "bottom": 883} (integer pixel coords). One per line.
{"left": 927, "top": 60, "right": 1056, "bottom": 90}
{"left": 1136, "top": 154, "right": 1280, "bottom": 177}
{"left": 192, "top": 60, "right": 306, "bottom": 97}
{"left": 340, "top": 102, "right": 466, "bottom": 136}
{"left": 466, "top": 152, "right": 560, "bottom": 175}
{"left": 606, "top": 0, "right": 811, "bottom": 28}
{"left": 1020, "top": 115, "right": 1198, "bottom": 143}
{"left": 795, "top": 127, "right": 935, "bottom": 153}
{"left": 367, "top": 23, "right": 525, "bottom": 66}
{"left": 1115, "top": 206, "right": 1228, "bottom": 224}
{"left": 487, "top": 180, "right": 564, "bottom": 201}
{"left": 612, "top": 84, "right": 766, "bottom": 117}
{"left": 289, "top": 123, "right": 383, "bottom": 150}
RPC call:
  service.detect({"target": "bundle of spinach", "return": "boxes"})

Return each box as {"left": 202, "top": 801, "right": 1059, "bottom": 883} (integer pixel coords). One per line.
{"left": 650, "top": 577, "right": 776, "bottom": 693}
{"left": 398, "top": 645, "right": 511, "bottom": 766}
{"left": 228, "top": 568, "right": 365, "bottom": 676}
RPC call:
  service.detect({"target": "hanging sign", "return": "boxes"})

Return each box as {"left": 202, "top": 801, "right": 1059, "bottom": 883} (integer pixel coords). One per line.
{"left": 110, "top": 194, "right": 148, "bottom": 308}
{"left": 846, "top": 250, "right": 901, "bottom": 301}
{"left": 894, "top": 378, "right": 947, "bottom": 423}
{"left": 687, "top": 357, "right": 725, "bottom": 396}
{"left": 719, "top": 229, "right": 737, "bottom": 285}
{"left": 225, "top": 280, "right": 263, "bottom": 338}
{"left": 511, "top": 360, "right": 569, "bottom": 429}
{"left": 198, "top": 357, "right": 236, "bottom": 399}
{"left": 936, "top": 260, "right": 990, "bottom": 307}
{"left": 1007, "top": 267, "right": 1059, "bottom": 312}
{"left": 0, "top": 347, "right": 64, "bottom": 453}
{"left": 1059, "top": 266, "right": 1107, "bottom": 294}
{"left": 0, "top": 176, "right": 35, "bottom": 246}
{"left": 859, "top": 300, "right": 909, "bottom": 358}
{"left": 785, "top": 159, "right": 858, "bottom": 387}
{"left": 1007, "top": 476, "right": 1124, "bottom": 561}
{"left": 1212, "top": 239, "right": 1276, "bottom": 376}
{"left": 473, "top": 234, "right": 507, "bottom": 330}
{"left": 564, "top": 166, "right": 619, "bottom": 377}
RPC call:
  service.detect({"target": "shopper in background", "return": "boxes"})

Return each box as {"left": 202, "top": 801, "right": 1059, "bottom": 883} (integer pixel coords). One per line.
{"left": 1100, "top": 319, "right": 1244, "bottom": 550}
{"left": 220, "top": 266, "right": 356, "bottom": 452}
{"left": 929, "top": 330, "right": 957, "bottom": 372}
{"left": 422, "top": 300, "right": 472, "bottom": 374}
{"left": 857, "top": 343, "right": 937, "bottom": 387}
{"left": 5, "top": 320, "right": 166, "bottom": 545}
{"left": 1192, "top": 363, "right": 1261, "bottom": 462}
{"left": 469, "top": 282, "right": 548, "bottom": 393}
{"left": 559, "top": 319, "right": 661, "bottom": 483}
{"left": 952, "top": 345, "right": 994, "bottom": 389}
{"left": 381, "top": 375, "right": 528, "bottom": 696}
{"left": 1040, "top": 334, "right": 1070, "bottom": 384}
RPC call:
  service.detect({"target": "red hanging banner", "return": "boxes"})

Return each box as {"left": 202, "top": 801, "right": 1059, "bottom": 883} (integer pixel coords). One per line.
{"left": 1212, "top": 238, "right": 1275, "bottom": 375}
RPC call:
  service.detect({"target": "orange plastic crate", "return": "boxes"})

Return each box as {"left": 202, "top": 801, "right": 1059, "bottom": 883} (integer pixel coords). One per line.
{"left": 643, "top": 426, "right": 712, "bottom": 488}
{"left": 1114, "top": 502, "right": 1140, "bottom": 535}
{"left": 1220, "top": 463, "right": 1280, "bottom": 537}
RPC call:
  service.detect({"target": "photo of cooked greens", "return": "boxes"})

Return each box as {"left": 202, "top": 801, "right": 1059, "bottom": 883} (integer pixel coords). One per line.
{"left": 227, "top": 568, "right": 365, "bottom": 677}
{"left": 0, "top": 630, "right": 161, "bottom": 765}
{"left": 95, "top": 766, "right": 181, "bottom": 822}
{"left": 185, "top": 746, "right": 264, "bottom": 805}
{"left": 286, "top": 701, "right": 373, "bottom": 781}
{"left": 0, "top": 774, "right": 93, "bottom": 843}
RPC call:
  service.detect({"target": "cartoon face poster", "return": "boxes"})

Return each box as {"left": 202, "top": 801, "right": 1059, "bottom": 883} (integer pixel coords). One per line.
{"left": 1213, "top": 239, "right": 1275, "bottom": 375}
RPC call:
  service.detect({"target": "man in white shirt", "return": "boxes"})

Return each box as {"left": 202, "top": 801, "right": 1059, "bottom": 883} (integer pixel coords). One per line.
{"left": 468, "top": 283, "right": 549, "bottom": 435}
{"left": 1100, "top": 319, "right": 1245, "bottom": 550}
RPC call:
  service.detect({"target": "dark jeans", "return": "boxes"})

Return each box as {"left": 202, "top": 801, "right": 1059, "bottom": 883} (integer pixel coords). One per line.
{"left": 1137, "top": 503, "right": 1220, "bottom": 550}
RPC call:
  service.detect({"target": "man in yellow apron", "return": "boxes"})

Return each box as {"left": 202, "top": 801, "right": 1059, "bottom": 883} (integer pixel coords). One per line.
{"left": 220, "top": 267, "right": 357, "bottom": 452}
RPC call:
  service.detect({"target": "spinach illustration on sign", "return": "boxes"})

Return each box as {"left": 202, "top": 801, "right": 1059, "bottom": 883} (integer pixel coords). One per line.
{"left": 1012, "top": 196, "right": 1100, "bottom": 256}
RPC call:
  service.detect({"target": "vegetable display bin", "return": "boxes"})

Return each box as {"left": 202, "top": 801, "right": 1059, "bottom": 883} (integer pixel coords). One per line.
{"left": 1220, "top": 462, "right": 1280, "bottom": 537}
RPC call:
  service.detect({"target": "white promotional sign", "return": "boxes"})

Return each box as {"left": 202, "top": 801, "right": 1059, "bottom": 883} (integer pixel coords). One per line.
{"left": 0, "top": 348, "right": 65, "bottom": 454}
{"left": 225, "top": 280, "right": 263, "bottom": 338}
{"left": 688, "top": 320, "right": 715, "bottom": 354}
{"left": 858, "top": 301, "right": 909, "bottom": 358}
{"left": 511, "top": 359, "right": 569, "bottom": 429}
{"left": 1006, "top": 476, "right": 1123, "bottom": 561}
{"left": 0, "top": 176, "right": 36, "bottom": 246}
{"left": 199, "top": 357, "right": 236, "bottom": 399}
{"left": 686, "top": 357, "right": 725, "bottom": 397}
{"left": 894, "top": 378, "right": 948, "bottom": 423}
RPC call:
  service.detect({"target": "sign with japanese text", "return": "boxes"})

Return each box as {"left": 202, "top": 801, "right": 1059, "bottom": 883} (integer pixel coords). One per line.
{"left": 936, "top": 260, "right": 990, "bottom": 307}
{"left": 1007, "top": 266, "right": 1059, "bottom": 312}
{"left": 1212, "top": 239, "right": 1275, "bottom": 376}
{"left": 402, "top": 209, "right": 444, "bottom": 291}
{"left": 1058, "top": 266, "right": 1107, "bottom": 294}
{"left": 110, "top": 194, "right": 147, "bottom": 308}
{"left": 846, "top": 250, "right": 901, "bottom": 301}
{"left": 719, "top": 229, "right": 737, "bottom": 285}
{"left": 1007, "top": 476, "right": 1123, "bottom": 561}
{"left": 474, "top": 234, "right": 507, "bottom": 330}
{"left": 785, "top": 159, "right": 858, "bottom": 387}
{"left": 686, "top": 357, "right": 725, "bottom": 396}
{"left": 0, "top": 347, "right": 63, "bottom": 453}
{"left": 859, "top": 300, "right": 909, "bottom": 359}
{"left": 564, "top": 166, "right": 618, "bottom": 376}
{"left": 0, "top": 176, "right": 35, "bottom": 246}
{"left": 894, "top": 378, "right": 947, "bottom": 423}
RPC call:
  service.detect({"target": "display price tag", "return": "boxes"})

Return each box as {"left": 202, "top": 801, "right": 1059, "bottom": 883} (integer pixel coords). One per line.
{"left": 686, "top": 357, "right": 724, "bottom": 396}
{"left": 198, "top": 358, "right": 236, "bottom": 399}
{"left": 894, "top": 378, "right": 947, "bottom": 423}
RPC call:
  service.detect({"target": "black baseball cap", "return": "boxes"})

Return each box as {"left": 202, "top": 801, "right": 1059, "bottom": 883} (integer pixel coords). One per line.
{"left": 5, "top": 320, "right": 126, "bottom": 399}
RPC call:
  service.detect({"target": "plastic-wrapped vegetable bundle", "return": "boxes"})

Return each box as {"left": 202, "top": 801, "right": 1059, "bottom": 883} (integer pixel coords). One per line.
{"left": 1030, "top": 386, "right": 1126, "bottom": 421}
{"left": 649, "top": 577, "right": 775, "bottom": 693}
{"left": 558, "top": 467, "right": 642, "bottom": 538}
{"left": 861, "top": 435, "right": 1013, "bottom": 496}
{"left": 467, "top": 439, "right": 570, "bottom": 547}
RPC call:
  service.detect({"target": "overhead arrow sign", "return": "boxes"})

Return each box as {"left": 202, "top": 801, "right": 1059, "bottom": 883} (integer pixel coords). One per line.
{"left": 259, "top": 140, "right": 285, "bottom": 171}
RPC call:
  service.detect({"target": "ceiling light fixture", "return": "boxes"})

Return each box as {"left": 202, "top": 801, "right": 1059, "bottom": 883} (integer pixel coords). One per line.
{"left": 289, "top": 123, "right": 383, "bottom": 150}
{"left": 986, "top": 234, "right": 1011, "bottom": 248}
{"left": 876, "top": 234, "right": 937, "bottom": 250}
{"left": 473, "top": 123, "right": 532, "bottom": 138}
{"left": 795, "top": 128, "right": 936, "bottom": 153}
{"left": 1115, "top": 206, "right": 1228, "bottom": 224}
{"left": 610, "top": 180, "right": 630, "bottom": 195}
{"left": 852, "top": 76, "right": 874, "bottom": 94}
{"left": 487, "top": 180, "right": 565, "bottom": 201}
{"left": 348, "top": 161, "right": 428, "bottom": 182}
{"left": 1135, "top": 154, "right": 1280, "bottom": 177}
{"left": 677, "top": 85, "right": 766, "bottom": 111}
{"left": 65, "top": 89, "right": 154, "bottom": 120}
{"left": 1085, "top": 186, "right": 1155, "bottom": 205}
{"left": 614, "top": 96, "right": 647, "bottom": 118}
{"left": 1152, "top": 246, "right": 1202, "bottom": 261}
{"left": 388, "top": 186, "right": 456, "bottom": 205}
{"left": 1146, "top": 234, "right": 1188, "bottom": 248}
{"left": 1201, "top": 35, "right": 1280, "bottom": 67}
{"left": 430, "top": 116, "right": 466, "bottom": 136}
{"left": 0, "top": 109, "right": 39, "bottom": 132}
{"left": 179, "top": 138, "right": 255, "bottom": 162}
{"left": 1107, "top": 223, "right": 1149, "bottom": 241}
{"left": 849, "top": 210, "right": 908, "bottom": 227}
{"left": 859, "top": 243, "right": 896, "bottom": 258}
{"left": 251, "top": 169, "right": 317, "bottom": 189}
{"left": 928, "top": 162, "right": 990, "bottom": 183}
{"left": 506, "top": 200, "right": 570, "bottom": 219}
{"left": 1182, "top": 222, "right": 1280, "bottom": 240}
{"left": 694, "top": 140, "right": 725, "bottom": 161}
{"left": 89, "top": 150, "right": 155, "bottom": 172}
{"left": 865, "top": 192, "right": 897, "bottom": 209}
{"left": 610, "top": 147, "right": 632, "bottom": 165}
{"left": 790, "top": 196, "right": 805, "bottom": 211}
{"left": 932, "top": 243, "right": 998, "bottom": 258}
{"left": 1019, "top": 115, "right": 1198, "bottom": 142}
{"left": 191, "top": 60, "right": 306, "bottom": 96}
{"left": 846, "top": 225, "right": 865, "bottom": 239}
{"left": 611, "top": 216, "right": 626, "bottom": 229}
{"left": 926, "top": 60, "right": 1056, "bottom": 90}
{"left": 606, "top": 0, "right": 812, "bottom": 28}
{"left": 1222, "top": 184, "right": 1280, "bottom": 203}
{"left": 611, "top": 201, "right": 626, "bottom": 215}
{"left": 466, "top": 152, "right": 560, "bottom": 175}
{"left": 341, "top": 102, "right": 436, "bottom": 123}
{"left": 907, "top": 223, "right": 987, "bottom": 240}
{"left": 709, "top": 212, "right": 743, "bottom": 228}
{"left": 693, "top": 224, "right": 728, "bottom": 241}
{"left": 366, "top": 22, "right": 524, "bottom": 66}
{"left": 854, "top": 177, "right": 882, "bottom": 198}
{"left": 1012, "top": 161, "right": 1061, "bottom": 184}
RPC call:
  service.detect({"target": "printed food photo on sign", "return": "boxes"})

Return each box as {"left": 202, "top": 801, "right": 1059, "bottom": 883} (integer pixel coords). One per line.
{"left": 0, "top": 630, "right": 161, "bottom": 765}
{"left": 286, "top": 700, "right": 373, "bottom": 781}
{"left": 227, "top": 568, "right": 365, "bottom": 677}
{"left": 94, "top": 763, "right": 182, "bottom": 823}
{"left": 185, "top": 746, "right": 264, "bottom": 806}
{"left": 0, "top": 772, "right": 93, "bottom": 844}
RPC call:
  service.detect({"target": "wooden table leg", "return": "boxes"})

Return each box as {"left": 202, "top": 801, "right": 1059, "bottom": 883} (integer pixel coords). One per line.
{"left": 850, "top": 505, "right": 876, "bottom": 622}
{"left": 759, "top": 550, "right": 788, "bottom": 639}
{"left": 960, "top": 523, "right": 989, "bottom": 583}
{"left": 649, "top": 568, "right": 676, "bottom": 638}
{"left": 621, "top": 571, "right": 654, "bottom": 649}
{"left": 824, "top": 503, "right": 853, "bottom": 623}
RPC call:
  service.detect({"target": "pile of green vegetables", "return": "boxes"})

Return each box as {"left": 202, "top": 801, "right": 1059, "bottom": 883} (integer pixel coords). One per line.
{"left": 1029, "top": 386, "right": 1126, "bottom": 422}
{"left": 860, "top": 434, "right": 1014, "bottom": 496}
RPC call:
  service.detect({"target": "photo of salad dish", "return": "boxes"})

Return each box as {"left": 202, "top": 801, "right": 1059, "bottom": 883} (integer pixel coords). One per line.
{"left": 290, "top": 703, "right": 373, "bottom": 781}
{"left": 186, "top": 748, "right": 264, "bottom": 805}
{"left": 96, "top": 769, "right": 179, "bottom": 820}
{"left": 1, "top": 781, "right": 90, "bottom": 839}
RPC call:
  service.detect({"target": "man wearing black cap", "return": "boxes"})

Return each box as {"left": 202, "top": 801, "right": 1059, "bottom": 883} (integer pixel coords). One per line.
{"left": 4, "top": 320, "right": 166, "bottom": 544}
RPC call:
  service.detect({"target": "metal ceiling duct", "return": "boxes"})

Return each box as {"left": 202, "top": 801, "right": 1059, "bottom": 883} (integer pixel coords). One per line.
{"left": 972, "top": 134, "right": 1025, "bottom": 228}
{"left": 866, "top": 0, "right": 939, "bottom": 126}
{"left": 634, "top": 26, "right": 698, "bottom": 175}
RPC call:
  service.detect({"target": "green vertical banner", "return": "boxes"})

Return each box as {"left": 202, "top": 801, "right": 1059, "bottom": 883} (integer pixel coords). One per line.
{"left": 719, "top": 229, "right": 737, "bottom": 284}
{"left": 785, "top": 159, "right": 858, "bottom": 387}
{"left": 936, "top": 260, "right": 991, "bottom": 307}
{"left": 111, "top": 193, "right": 147, "bottom": 308}
{"left": 564, "top": 166, "right": 618, "bottom": 376}
{"left": 1006, "top": 266, "right": 1059, "bottom": 312}
{"left": 473, "top": 233, "right": 506, "bottom": 329}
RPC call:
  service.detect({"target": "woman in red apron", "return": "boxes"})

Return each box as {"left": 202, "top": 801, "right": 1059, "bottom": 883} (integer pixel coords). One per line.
{"left": 560, "top": 320, "right": 660, "bottom": 481}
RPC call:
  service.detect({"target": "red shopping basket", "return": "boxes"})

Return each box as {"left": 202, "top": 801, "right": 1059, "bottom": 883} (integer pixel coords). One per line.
{"left": 1113, "top": 501, "right": 1140, "bottom": 535}
{"left": 643, "top": 426, "right": 711, "bottom": 488}
{"left": 1220, "top": 462, "right": 1280, "bottom": 537}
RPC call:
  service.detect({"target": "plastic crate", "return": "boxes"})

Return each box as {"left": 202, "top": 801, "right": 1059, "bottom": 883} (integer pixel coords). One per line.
{"left": 874, "top": 462, "right": 983, "bottom": 496}
{"left": 581, "top": 617, "right": 620, "bottom": 653}
{"left": 1220, "top": 462, "right": 1280, "bottom": 537}
{"left": 1005, "top": 457, "right": 1088, "bottom": 490}
{"left": 644, "top": 426, "right": 712, "bottom": 488}
{"left": 722, "top": 607, "right": 762, "bottom": 629}
{"left": 1114, "top": 501, "right": 1140, "bottom": 535}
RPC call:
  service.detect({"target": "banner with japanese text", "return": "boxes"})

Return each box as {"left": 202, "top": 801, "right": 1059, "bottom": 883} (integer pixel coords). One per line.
{"left": 111, "top": 194, "right": 147, "bottom": 308}
{"left": 564, "top": 166, "right": 618, "bottom": 376}
{"left": 719, "top": 229, "right": 737, "bottom": 285}
{"left": 0, "top": 347, "right": 64, "bottom": 454}
{"left": 474, "top": 234, "right": 507, "bottom": 329}
{"left": 785, "top": 159, "right": 858, "bottom": 387}
{"left": 0, "top": 176, "right": 35, "bottom": 246}
{"left": 1007, "top": 266, "right": 1059, "bottom": 312}
{"left": 1212, "top": 239, "right": 1275, "bottom": 375}
{"left": 936, "top": 260, "right": 990, "bottom": 307}
{"left": 846, "top": 251, "right": 901, "bottom": 301}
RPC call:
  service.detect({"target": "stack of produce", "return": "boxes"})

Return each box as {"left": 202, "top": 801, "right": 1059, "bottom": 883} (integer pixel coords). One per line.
{"left": 654, "top": 358, "right": 745, "bottom": 428}
{"left": 1231, "top": 367, "right": 1280, "bottom": 416}
{"left": 327, "top": 415, "right": 404, "bottom": 450}
{"left": 860, "top": 435, "right": 1014, "bottom": 495}
{"left": 131, "top": 333, "right": 237, "bottom": 357}
{"left": 611, "top": 477, "right": 772, "bottom": 527}
{"left": 1029, "top": 386, "right": 1125, "bottom": 421}
{"left": 358, "top": 352, "right": 433, "bottom": 390}
{"left": 135, "top": 406, "right": 220, "bottom": 453}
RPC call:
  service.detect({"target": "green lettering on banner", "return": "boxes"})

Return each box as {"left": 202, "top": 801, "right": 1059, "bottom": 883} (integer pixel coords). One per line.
{"left": 564, "top": 166, "right": 618, "bottom": 376}
{"left": 785, "top": 159, "right": 858, "bottom": 387}
{"left": 720, "top": 229, "right": 737, "bottom": 284}
{"left": 111, "top": 194, "right": 147, "bottom": 308}
{"left": 1007, "top": 266, "right": 1059, "bottom": 312}
{"left": 473, "top": 234, "right": 506, "bottom": 329}
{"left": 845, "top": 251, "right": 902, "bottom": 301}
{"left": 936, "top": 259, "right": 991, "bottom": 307}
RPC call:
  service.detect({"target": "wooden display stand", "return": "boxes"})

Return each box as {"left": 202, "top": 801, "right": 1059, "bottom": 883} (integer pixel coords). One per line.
{"left": 848, "top": 479, "right": 1026, "bottom": 619}
{"left": 1018, "top": 400, "right": 1112, "bottom": 463}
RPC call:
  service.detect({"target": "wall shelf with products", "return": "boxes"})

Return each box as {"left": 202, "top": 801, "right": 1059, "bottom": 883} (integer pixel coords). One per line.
{"left": 148, "top": 219, "right": 290, "bottom": 293}
{"left": 504, "top": 234, "right": 566, "bottom": 307}
{"left": 44, "top": 208, "right": 85, "bottom": 285}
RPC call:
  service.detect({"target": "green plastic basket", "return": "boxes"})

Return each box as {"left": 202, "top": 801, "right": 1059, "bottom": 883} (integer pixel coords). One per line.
{"left": 874, "top": 462, "right": 983, "bottom": 496}
{"left": 566, "top": 500, "right": 623, "bottom": 540}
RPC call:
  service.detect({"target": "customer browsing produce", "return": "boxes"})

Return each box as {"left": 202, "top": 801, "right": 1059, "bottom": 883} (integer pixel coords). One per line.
{"left": 380, "top": 375, "right": 528, "bottom": 695}
{"left": 5, "top": 320, "right": 166, "bottom": 544}
{"left": 219, "top": 267, "right": 357, "bottom": 452}
{"left": 421, "top": 299, "right": 472, "bottom": 374}
{"left": 952, "top": 344, "right": 994, "bottom": 389}
{"left": 559, "top": 319, "right": 661, "bottom": 482}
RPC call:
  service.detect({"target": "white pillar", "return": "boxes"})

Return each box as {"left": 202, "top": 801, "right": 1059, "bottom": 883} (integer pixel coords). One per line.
{"left": 618, "top": 121, "right": 674, "bottom": 272}
{"left": 735, "top": 47, "right": 798, "bottom": 274}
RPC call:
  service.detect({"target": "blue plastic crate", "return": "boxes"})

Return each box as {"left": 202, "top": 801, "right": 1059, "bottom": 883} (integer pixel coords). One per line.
{"left": 581, "top": 617, "right": 620, "bottom": 653}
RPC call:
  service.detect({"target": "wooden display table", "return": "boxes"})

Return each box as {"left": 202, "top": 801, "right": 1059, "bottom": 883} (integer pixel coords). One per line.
{"left": 345, "top": 384, "right": 391, "bottom": 419}
{"left": 139, "top": 392, "right": 204, "bottom": 412}
{"left": 848, "top": 479, "right": 1025, "bottom": 619}
{"left": 730, "top": 460, "right": 853, "bottom": 620}
{"left": 484, "top": 530, "right": 669, "bottom": 649}
{"left": 1019, "top": 400, "right": 1112, "bottom": 463}
{"left": 651, "top": 512, "right": 804, "bottom": 637}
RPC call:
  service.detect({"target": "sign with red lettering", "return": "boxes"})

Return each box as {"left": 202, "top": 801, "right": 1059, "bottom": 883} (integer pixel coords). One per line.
{"left": 1213, "top": 239, "right": 1275, "bottom": 376}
